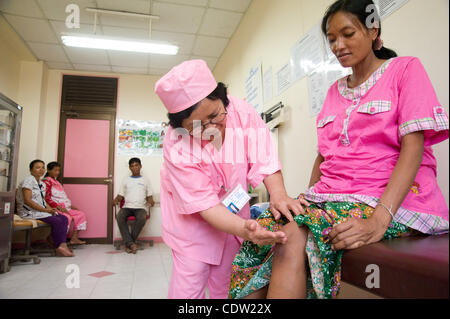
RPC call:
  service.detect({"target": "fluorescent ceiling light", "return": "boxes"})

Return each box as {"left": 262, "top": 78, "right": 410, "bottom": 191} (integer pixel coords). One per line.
{"left": 61, "top": 34, "right": 178, "bottom": 55}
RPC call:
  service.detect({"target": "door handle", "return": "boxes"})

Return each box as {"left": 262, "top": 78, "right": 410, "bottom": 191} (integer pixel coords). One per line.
{"left": 104, "top": 178, "right": 113, "bottom": 183}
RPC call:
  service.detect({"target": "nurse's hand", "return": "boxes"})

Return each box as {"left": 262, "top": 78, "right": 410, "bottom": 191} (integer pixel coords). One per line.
{"left": 270, "top": 192, "right": 310, "bottom": 222}
{"left": 244, "top": 220, "right": 287, "bottom": 246}
{"left": 328, "top": 207, "right": 391, "bottom": 250}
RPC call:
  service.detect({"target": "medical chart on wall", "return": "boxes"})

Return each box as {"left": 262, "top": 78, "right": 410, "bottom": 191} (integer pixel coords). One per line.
{"left": 290, "top": 24, "right": 325, "bottom": 82}
{"left": 117, "top": 119, "right": 168, "bottom": 157}
{"left": 263, "top": 66, "right": 273, "bottom": 103}
{"left": 245, "top": 62, "right": 264, "bottom": 114}
{"left": 373, "top": 0, "right": 409, "bottom": 20}
{"left": 308, "top": 57, "right": 352, "bottom": 117}
{"left": 275, "top": 63, "right": 292, "bottom": 96}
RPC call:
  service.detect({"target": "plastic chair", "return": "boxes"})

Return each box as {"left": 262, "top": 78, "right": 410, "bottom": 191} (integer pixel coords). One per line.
{"left": 113, "top": 199, "right": 154, "bottom": 250}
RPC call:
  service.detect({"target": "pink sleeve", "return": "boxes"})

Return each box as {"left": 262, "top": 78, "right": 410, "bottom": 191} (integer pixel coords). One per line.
{"left": 164, "top": 159, "right": 221, "bottom": 215}
{"left": 397, "top": 57, "right": 449, "bottom": 146}
{"left": 243, "top": 101, "right": 282, "bottom": 188}
{"left": 43, "top": 179, "right": 59, "bottom": 209}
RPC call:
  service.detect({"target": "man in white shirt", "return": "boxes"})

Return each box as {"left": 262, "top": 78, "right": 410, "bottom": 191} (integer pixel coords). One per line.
{"left": 113, "top": 158, "right": 154, "bottom": 254}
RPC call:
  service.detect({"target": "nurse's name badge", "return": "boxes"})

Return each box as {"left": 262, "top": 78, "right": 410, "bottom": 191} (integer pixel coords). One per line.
{"left": 221, "top": 184, "right": 251, "bottom": 214}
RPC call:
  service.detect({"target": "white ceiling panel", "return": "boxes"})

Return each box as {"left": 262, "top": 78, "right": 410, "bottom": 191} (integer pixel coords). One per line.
{"left": 98, "top": 13, "right": 150, "bottom": 29}
{"left": 0, "top": 0, "right": 45, "bottom": 18}
{"left": 27, "top": 42, "right": 69, "bottom": 62}
{"left": 148, "top": 67, "right": 170, "bottom": 76}
{"left": 112, "top": 66, "right": 148, "bottom": 74}
{"left": 152, "top": 2, "right": 205, "bottom": 34}
{"left": 3, "top": 14, "right": 58, "bottom": 43}
{"left": 154, "top": 0, "right": 208, "bottom": 7}
{"left": 151, "top": 30, "right": 195, "bottom": 55}
{"left": 64, "top": 46, "right": 109, "bottom": 64}
{"left": 108, "top": 51, "right": 149, "bottom": 68}
{"left": 209, "top": 0, "right": 252, "bottom": 13}
{"left": 50, "top": 20, "right": 101, "bottom": 38}
{"left": 46, "top": 61, "right": 73, "bottom": 69}
{"left": 191, "top": 56, "right": 217, "bottom": 70}
{"left": 193, "top": 36, "right": 228, "bottom": 57}
{"left": 73, "top": 63, "right": 112, "bottom": 72}
{"left": 37, "top": 0, "right": 97, "bottom": 23}
{"left": 149, "top": 54, "right": 189, "bottom": 69}
{"left": 101, "top": 25, "right": 149, "bottom": 40}
{"left": 96, "top": 0, "right": 151, "bottom": 13}
{"left": 199, "top": 9, "right": 242, "bottom": 38}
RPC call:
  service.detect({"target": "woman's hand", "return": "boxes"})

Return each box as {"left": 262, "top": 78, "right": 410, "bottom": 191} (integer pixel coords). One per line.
{"left": 328, "top": 207, "right": 391, "bottom": 250}
{"left": 57, "top": 207, "right": 69, "bottom": 213}
{"left": 45, "top": 207, "right": 58, "bottom": 215}
{"left": 270, "top": 192, "right": 310, "bottom": 222}
{"left": 243, "top": 219, "right": 287, "bottom": 245}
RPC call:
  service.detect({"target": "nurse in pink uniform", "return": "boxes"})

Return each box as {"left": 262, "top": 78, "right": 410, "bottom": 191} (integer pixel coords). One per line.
{"left": 228, "top": 0, "right": 449, "bottom": 299}
{"left": 155, "top": 59, "right": 308, "bottom": 299}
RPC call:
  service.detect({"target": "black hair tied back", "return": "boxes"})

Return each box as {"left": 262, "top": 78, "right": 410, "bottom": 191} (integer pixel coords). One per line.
{"left": 44, "top": 161, "right": 61, "bottom": 177}
{"left": 321, "top": 0, "right": 397, "bottom": 60}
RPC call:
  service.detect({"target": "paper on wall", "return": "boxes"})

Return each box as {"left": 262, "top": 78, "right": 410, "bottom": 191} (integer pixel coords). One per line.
{"left": 245, "top": 62, "right": 264, "bottom": 114}
{"left": 275, "top": 63, "right": 292, "bottom": 96}
{"left": 290, "top": 24, "right": 325, "bottom": 82}
{"left": 263, "top": 66, "right": 273, "bottom": 104}
{"left": 308, "top": 69, "right": 328, "bottom": 117}
{"left": 373, "top": 0, "right": 409, "bottom": 20}
{"left": 308, "top": 57, "right": 352, "bottom": 117}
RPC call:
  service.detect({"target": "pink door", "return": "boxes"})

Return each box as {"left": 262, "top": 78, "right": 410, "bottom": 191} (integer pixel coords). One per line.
{"left": 58, "top": 113, "right": 115, "bottom": 243}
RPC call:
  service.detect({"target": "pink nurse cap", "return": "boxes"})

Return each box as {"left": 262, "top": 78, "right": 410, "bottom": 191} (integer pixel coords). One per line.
{"left": 155, "top": 59, "right": 218, "bottom": 114}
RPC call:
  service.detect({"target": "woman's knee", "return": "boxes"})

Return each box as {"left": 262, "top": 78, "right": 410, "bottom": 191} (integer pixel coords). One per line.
{"left": 56, "top": 214, "right": 69, "bottom": 227}
{"left": 274, "top": 222, "right": 308, "bottom": 260}
{"left": 282, "top": 222, "right": 308, "bottom": 245}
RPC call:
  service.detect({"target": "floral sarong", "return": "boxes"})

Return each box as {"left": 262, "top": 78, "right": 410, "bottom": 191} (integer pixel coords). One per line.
{"left": 229, "top": 201, "right": 416, "bottom": 299}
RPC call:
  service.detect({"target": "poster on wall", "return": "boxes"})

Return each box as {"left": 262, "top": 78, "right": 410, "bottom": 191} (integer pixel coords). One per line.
{"left": 373, "top": 0, "right": 409, "bottom": 20}
{"left": 308, "top": 57, "right": 352, "bottom": 117}
{"left": 263, "top": 66, "right": 273, "bottom": 103}
{"left": 117, "top": 119, "right": 168, "bottom": 157}
{"left": 275, "top": 63, "right": 292, "bottom": 96}
{"left": 245, "top": 62, "right": 264, "bottom": 114}
{"left": 290, "top": 24, "right": 325, "bottom": 82}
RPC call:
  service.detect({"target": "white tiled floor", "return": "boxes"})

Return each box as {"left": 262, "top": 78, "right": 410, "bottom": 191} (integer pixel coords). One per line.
{"left": 0, "top": 243, "right": 172, "bottom": 299}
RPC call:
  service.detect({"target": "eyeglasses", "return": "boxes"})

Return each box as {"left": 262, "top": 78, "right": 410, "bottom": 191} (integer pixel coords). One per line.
{"left": 188, "top": 111, "right": 227, "bottom": 135}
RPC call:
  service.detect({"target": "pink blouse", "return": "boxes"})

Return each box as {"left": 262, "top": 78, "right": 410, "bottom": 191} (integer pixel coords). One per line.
{"left": 306, "top": 57, "right": 449, "bottom": 234}
{"left": 43, "top": 177, "right": 72, "bottom": 210}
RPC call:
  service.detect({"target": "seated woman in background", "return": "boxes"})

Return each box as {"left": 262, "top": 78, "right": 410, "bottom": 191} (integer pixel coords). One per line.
{"left": 17, "top": 160, "right": 73, "bottom": 257}
{"left": 229, "top": 0, "right": 449, "bottom": 299}
{"left": 43, "top": 162, "right": 87, "bottom": 245}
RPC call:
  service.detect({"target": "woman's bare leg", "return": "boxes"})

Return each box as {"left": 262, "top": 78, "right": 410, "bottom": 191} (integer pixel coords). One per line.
{"left": 70, "top": 230, "right": 86, "bottom": 245}
{"left": 267, "top": 222, "right": 308, "bottom": 299}
{"left": 56, "top": 242, "right": 74, "bottom": 257}
{"left": 243, "top": 286, "right": 268, "bottom": 299}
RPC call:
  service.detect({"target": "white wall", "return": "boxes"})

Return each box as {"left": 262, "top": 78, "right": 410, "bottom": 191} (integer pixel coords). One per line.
{"left": 214, "top": 0, "right": 449, "bottom": 207}
{"left": 16, "top": 61, "right": 48, "bottom": 183}
{"left": 0, "top": 15, "right": 36, "bottom": 102}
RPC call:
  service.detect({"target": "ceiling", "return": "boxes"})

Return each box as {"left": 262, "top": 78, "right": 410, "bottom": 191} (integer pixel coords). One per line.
{"left": 0, "top": 0, "right": 252, "bottom": 76}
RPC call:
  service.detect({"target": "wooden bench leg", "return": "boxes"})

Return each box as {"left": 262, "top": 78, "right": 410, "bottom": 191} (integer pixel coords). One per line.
{"left": 0, "top": 259, "right": 10, "bottom": 273}
{"left": 24, "top": 228, "right": 32, "bottom": 256}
